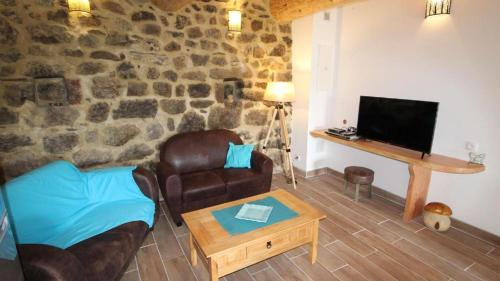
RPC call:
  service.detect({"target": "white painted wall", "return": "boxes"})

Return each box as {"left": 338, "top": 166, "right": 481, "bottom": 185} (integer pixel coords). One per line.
{"left": 291, "top": 16, "right": 314, "bottom": 171}
{"left": 291, "top": 11, "right": 339, "bottom": 172}
{"left": 293, "top": 0, "right": 500, "bottom": 235}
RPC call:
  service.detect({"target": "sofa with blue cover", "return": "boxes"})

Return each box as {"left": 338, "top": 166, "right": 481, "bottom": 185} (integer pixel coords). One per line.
{"left": 2, "top": 161, "right": 160, "bottom": 281}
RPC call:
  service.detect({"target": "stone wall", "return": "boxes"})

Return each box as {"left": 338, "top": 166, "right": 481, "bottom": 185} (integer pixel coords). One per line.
{"left": 0, "top": 0, "right": 292, "bottom": 178}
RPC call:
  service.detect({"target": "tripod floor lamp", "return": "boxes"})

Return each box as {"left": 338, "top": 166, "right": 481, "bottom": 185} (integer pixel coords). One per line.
{"left": 262, "top": 82, "right": 297, "bottom": 189}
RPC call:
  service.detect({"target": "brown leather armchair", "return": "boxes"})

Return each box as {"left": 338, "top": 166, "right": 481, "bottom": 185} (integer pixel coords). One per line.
{"left": 18, "top": 167, "right": 160, "bottom": 281}
{"left": 156, "top": 129, "right": 273, "bottom": 226}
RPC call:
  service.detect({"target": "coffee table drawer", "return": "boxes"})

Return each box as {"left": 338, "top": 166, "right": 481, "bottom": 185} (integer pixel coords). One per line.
{"left": 246, "top": 222, "right": 312, "bottom": 259}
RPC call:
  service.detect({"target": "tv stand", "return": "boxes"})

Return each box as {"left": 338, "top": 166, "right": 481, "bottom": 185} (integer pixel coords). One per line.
{"left": 311, "top": 130, "right": 485, "bottom": 222}
{"left": 421, "top": 152, "right": 426, "bottom": 160}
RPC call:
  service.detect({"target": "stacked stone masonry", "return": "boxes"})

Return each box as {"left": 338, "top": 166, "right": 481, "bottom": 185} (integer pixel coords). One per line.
{"left": 0, "top": 0, "right": 292, "bottom": 179}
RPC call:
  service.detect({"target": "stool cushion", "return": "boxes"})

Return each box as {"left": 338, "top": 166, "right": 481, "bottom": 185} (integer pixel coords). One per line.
{"left": 344, "top": 166, "right": 374, "bottom": 185}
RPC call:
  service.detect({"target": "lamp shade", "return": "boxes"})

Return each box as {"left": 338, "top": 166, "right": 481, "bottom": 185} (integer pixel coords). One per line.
{"left": 264, "top": 82, "right": 295, "bottom": 102}
{"left": 68, "top": 0, "right": 91, "bottom": 14}
{"left": 228, "top": 10, "right": 242, "bottom": 32}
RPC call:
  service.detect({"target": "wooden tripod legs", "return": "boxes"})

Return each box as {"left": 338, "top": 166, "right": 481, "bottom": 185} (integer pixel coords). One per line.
{"left": 262, "top": 104, "right": 296, "bottom": 189}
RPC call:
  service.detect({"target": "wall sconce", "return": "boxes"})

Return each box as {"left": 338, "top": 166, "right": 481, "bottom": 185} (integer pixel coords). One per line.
{"left": 228, "top": 10, "right": 242, "bottom": 33}
{"left": 68, "top": 0, "right": 91, "bottom": 15}
{"left": 425, "top": 0, "right": 451, "bottom": 18}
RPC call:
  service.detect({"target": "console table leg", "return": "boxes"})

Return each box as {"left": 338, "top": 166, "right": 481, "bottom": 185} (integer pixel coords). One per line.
{"left": 404, "top": 164, "right": 432, "bottom": 222}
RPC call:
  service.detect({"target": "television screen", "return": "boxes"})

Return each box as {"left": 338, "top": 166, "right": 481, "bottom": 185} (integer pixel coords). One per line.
{"left": 356, "top": 96, "right": 439, "bottom": 154}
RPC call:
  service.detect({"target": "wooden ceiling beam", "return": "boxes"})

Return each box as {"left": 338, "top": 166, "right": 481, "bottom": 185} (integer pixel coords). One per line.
{"left": 269, "top": 0, "right": 360, "bottom": 22}
{"left": 151, "top": 0, "right": 193, "bottom": 12}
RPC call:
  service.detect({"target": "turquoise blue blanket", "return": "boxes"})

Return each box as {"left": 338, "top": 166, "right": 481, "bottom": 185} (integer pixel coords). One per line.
{"left": 2, "top": 161, "right": 155, "bottom": 249}
{"left": 212, "top": 196, "right": 298, "bottom": 235}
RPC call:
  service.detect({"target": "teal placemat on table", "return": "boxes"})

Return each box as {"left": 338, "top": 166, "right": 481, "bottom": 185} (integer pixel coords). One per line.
{"left": 211, "top": 196, "right": 298, "bottom": 236}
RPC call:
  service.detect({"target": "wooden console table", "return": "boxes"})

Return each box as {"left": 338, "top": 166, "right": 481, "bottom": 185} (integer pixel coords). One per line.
{"left": 310, "top": 130, "right": 485, "bottom": 222}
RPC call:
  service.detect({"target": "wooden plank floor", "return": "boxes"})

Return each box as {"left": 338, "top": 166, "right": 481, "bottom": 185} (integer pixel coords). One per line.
{"left": 121, "top": 173, "right": 500, "bottom": 281}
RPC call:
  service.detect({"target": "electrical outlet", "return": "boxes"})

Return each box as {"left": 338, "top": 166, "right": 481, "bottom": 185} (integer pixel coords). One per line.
{"left": 465, "top": 141, "right": 479, "bottom": 152}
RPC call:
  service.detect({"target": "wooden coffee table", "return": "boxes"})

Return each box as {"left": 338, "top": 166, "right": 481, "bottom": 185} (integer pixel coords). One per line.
{"left": 182, "top": 189, "right": 326, "bottom": 281}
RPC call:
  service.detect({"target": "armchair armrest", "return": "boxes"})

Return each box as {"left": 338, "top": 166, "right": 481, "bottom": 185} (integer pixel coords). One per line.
{"left": 251, "top": 150, "right": 273, "bottom": 174}
{"left": 18, "top": 244, "right": 86, "bottom": 281}
{"left": 251, "top": 151, "right": 273, "bottom": 192}
{"left": 133, "top": 167, "right": 160, "bottom": 226}
{"left": 156, "top": 162, "right": 183, "bottom": 225}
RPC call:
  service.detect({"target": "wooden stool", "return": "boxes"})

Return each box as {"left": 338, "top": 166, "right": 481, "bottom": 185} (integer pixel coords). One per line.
{"left": 344, "top": 166, "right": 374, "bottom": 202}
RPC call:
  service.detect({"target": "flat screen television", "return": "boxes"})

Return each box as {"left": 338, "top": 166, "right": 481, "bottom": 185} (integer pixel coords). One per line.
{"left": 356, "top": 96, "right": 439, "bottom": 155}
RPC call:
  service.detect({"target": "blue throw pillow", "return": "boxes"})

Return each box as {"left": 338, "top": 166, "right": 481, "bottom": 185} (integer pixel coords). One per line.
{"left": 224, "top": 142, "right": 254, "bottom": 169}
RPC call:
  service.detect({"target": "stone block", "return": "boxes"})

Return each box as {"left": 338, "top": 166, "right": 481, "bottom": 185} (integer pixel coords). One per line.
{"left": 187, "top": 27, "right": 203, "bottom": 39}
{"left": 177, "top": 111, "right": 206, "bottom": 133}
{"left": 191, "top": 54, "right": 210, "bottom": 66}
{"left": 190, "top": 100, "right": 214, "bottom": 109}
{"left": 182, "top": 71, "right": 207, "bottom": 81}
{"left": 87, "top": 102, "right": 110, "bottom": 123}
{"left": 160, "top": 99, "right": 186, "bottom": 115}
{"left": 62, "top": 49, "right": 84, "bottom": 57}
{"left": 208, "top": 105, "right": 242, "bottom": 130}
{"left": 28, "top": 24, "right": 73, "bottom": 44}
{"left": 175, "top": 85, "right": 185, "bottom": 97}
{"left": 45, "top": 106, "right": 80, "bottom": 126}
{"left": 153, "top": 82, "right": 172, "bottom": 97}
{"left": 90, "top": 50, "right": 123, "bottom": 61}
{"left": 24, "top": 62, "right": 64, "bottom": 77}
{"left": 245, "top": 109, "right": 268, "bottom": 126}
{"left": 73, "top": 149, "right": 112, "bottom": 168}
{"left": 188, "top": 83, "right": 211, "bottom": 98}
{"left": 116, "top": 62, "right": 137, "bottom": 79}
{"left": 76, "top": 62, "right": 106, "bottom": 75}
{"left": 2, "top": 82, "right": 34, "bottom": 107}
{"left": 142, "top": 23, "right": 161, "bottom": 36}
{"left": 163, "top": 70, "right": 178, "bottom": 82}
{"left": 105, "top": 32, "right": 132, "bottom": 46}
{"left": 102, "top": 1, "right": 125, "bottom": 15}
{"left": 132, "top": 11, "right": 156, "bottom": 21}
{"left": 118, "top": 144, "right": 154, "bottom": 161}
{"left": 112, "top": 99, "right": 158, "bottom": 119}
{"left": 164, "top": 41, "right": 181, "bottom": 52}
{"left": 146, "top": 123, "right": 164, "bottom": 140}
{"left": 127, "top": 82, "right": 148, "bottom": 96}
{"left": 147, "top": 67, "right": 160, "bottom": 79}
{"left": 0, "top": 134, "right": 33, "bottom": 152}
{"left": 92, "top": 77, "right": 121, "bottom": 99}
{"left": 43, "top": 133, "right": 79, "bottom": 154}
{"left": 2, "top": 151, "right": 50, "bottom": 178}
{"left": 0, "top": 48, "right": 22, "bottom": 62}
{"left": 103, "top": 124, "right": 140, "bottom": 146}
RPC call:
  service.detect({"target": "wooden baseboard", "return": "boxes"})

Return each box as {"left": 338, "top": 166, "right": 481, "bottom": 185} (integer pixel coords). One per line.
{"left": 293, "top": 167, "right": 330, "bottom": 178}
{"left": 294, "top": 166, "right": 500, "bottom": 242}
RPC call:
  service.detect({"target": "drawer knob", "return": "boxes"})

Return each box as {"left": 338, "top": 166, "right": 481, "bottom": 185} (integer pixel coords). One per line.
{"left": 266, "top": 241, "right": 272, "bottom": 249}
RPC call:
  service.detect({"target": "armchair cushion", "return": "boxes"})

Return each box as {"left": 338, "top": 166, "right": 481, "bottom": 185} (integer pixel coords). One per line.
{"left": 181, "top": 171, "right": 226, "bottom": 202}
{"left": 214, "top": 168, "right": 264, "bottom": 200}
